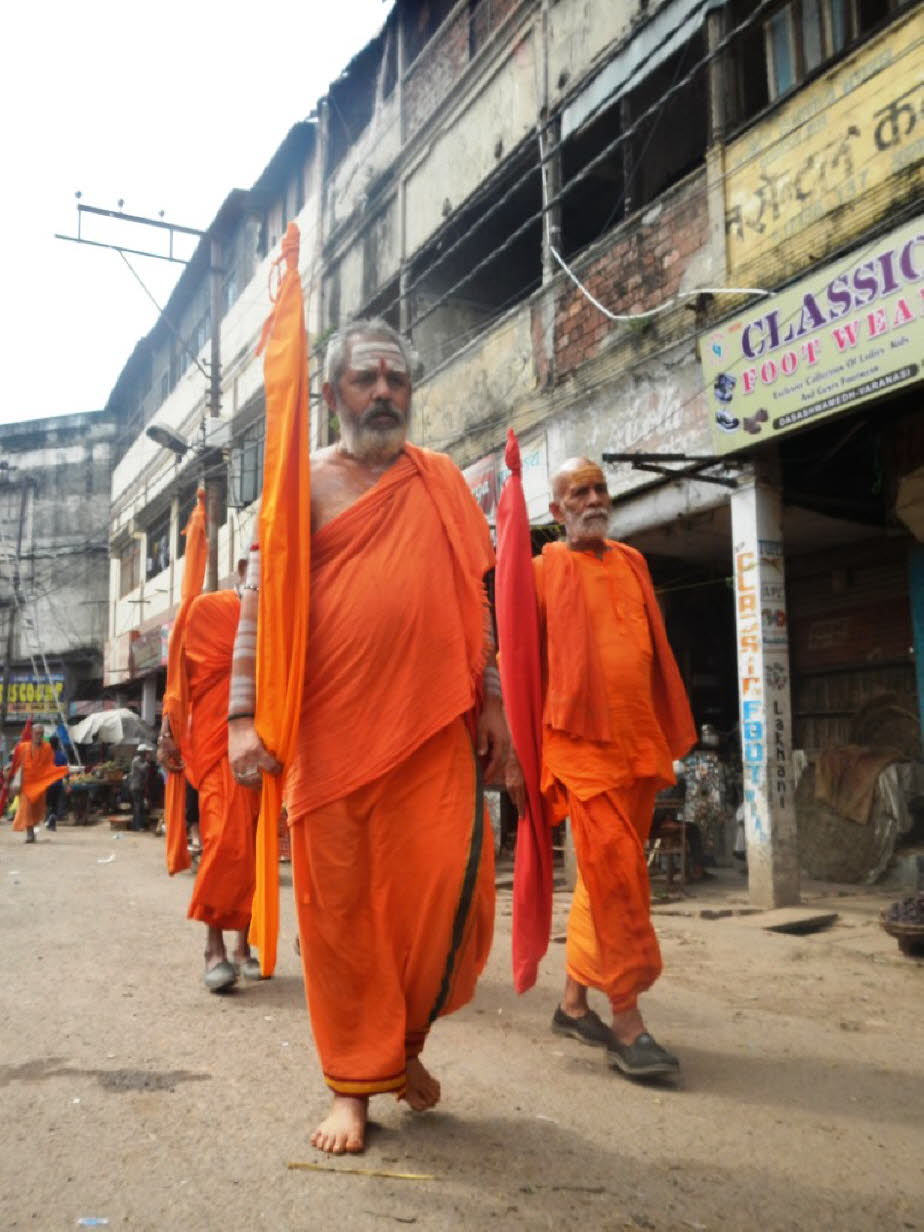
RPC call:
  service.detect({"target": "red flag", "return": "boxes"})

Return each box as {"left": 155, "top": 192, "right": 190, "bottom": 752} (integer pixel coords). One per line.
{"left": 0, "top": 718, "right": 33, "bottom": 815}
{"left": 250, "top": 222, "right": 312, "bottom": 976}
{"left": 161, "top": 489, "right": 208, "bottom": 875}
{"left": 495, "top": 429, "right": 552, "bottom": 993}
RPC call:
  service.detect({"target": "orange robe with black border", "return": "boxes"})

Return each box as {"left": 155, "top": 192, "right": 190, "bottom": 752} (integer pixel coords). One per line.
{"left": 12, "top": 742, "right": 68, "bottom": 831}
{"left": 287, "top": 443, "right": 496, "bottom": 1099}
{"left": 181, "top": 590, "right": 260, "bottom": 932}
{"left": 535, "top": 541, "right": 695, "bottom": 1011}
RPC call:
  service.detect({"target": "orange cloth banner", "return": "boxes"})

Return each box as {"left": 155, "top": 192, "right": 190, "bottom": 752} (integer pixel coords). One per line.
{"left": 162, "top": 490, "right": 208, "bottom": 875}
{"left": 251, "top": 222, "right": 312, "bottom": 976}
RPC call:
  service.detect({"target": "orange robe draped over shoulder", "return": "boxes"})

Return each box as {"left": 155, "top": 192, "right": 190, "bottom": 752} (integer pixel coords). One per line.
{"left": 13, "top": 742, "right": 68, "bottom": 831}
{"left": 535, "top": 541, "right": 695, "bottom": 1011}
{"left": 287, "top": 444, "right": 496, "bottom": 1098}
{"left": 182, "top": 590, "right": 260, "bottom": 932}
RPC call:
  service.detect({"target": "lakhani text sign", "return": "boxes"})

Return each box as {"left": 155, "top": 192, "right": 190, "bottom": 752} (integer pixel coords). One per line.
{"left": 702, "top": 216, "right": 924, "bottom": 455}
{"left": 724, "top": 7, "right": 924, "bottom": 278}
{"left": 0, "top": 673, "right": 65, "bottom": 718}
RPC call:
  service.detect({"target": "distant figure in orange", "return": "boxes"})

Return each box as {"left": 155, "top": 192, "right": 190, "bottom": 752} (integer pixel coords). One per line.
{"left": 514, "top": 457, "right": 696, "bottom": 1078}
{"left": 12, "top": 724, "right": 68, "bottom": 844}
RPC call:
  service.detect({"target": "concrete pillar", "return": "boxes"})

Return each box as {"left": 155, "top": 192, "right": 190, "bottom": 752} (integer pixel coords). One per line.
{"left": 140, "top": 675, "right": 157, "bottom": 728}
{"left": 730, "top": 469, "right": 800, "bottom": 907}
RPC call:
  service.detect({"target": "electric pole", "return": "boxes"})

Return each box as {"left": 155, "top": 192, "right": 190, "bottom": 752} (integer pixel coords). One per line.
{"left": 56, "top": 199, "right": 224, "bottom": 591}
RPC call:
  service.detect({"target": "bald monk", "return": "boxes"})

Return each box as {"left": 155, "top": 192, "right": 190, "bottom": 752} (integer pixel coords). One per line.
{"left": 229, "top": 317, "right": 508, "bottom": 1154}
{"left": 510, "top": 457, "right": 695, "bottom": 1078}
{"left": 158, "top": 567, "right": 262, "bottom": 993}
{"left": 12, "top": 724, "right": 68, "bottom": 844}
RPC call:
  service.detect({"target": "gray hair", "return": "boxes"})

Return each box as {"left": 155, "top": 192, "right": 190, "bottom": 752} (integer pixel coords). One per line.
{"left": 323, "top": 318, "right": 415, "bottom": 387}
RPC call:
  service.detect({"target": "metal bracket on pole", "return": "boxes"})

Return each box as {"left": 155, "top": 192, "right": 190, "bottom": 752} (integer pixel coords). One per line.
{"left": 602, "top": 452, "right": 741, "bottom": 489}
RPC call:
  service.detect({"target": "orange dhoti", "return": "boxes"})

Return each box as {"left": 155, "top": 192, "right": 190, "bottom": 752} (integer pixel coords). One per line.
{"left": 12, "top": 742, "right": 68, "bottom": 832}
{"left": 187, "top": 758, "right": 259, "bottom": 931}
{"left": 172, "top": 590, "right": 259, "bottom": 929}
{"left": 536, "top": 541, "right": 696, "bottom": 1012}
{"left": 285, "top": 444, "right": 496, "bottom": 1097}
{"left": 565, "top": 781, "right": 661, "bottom": 1012}
{"left": 291, "top": 718, "right": 494, "bottom": 1097}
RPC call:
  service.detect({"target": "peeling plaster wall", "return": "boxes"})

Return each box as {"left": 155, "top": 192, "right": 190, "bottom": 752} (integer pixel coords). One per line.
{"left": 414, "top": 304, "right": 536, "bottom": 461}
{"left": 547, "top": 0, "right": 638, "bottom": 110}
{"left": 404, "top": 30, "right": 539, "bottom": 259}
{"left": 326, "top": 93, "right": 401, "bottom": 234}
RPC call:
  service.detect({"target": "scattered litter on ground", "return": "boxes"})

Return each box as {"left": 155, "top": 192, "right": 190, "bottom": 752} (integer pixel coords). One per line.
{"left": 287, "top": 1161, "right": 435, "bottom": 1180}
{"left": 76, "top": 1219, "right": 109, "bottom": 1228}
{"left": 535, "top": 1114, "right": 558, "bottom": 1123}
{"left": 362, "top": 1213, "right": 417, "bottom": 1224}
{"left": 97, "top": 853, "right": 115, "bottom": 864}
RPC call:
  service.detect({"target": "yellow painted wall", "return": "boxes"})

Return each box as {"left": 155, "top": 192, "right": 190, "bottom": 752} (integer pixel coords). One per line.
{"left": 724, "top": 7, "right": 924, "bottom": 287}
{"left": 414, "top": 304, "right": 536, "bottom": 457}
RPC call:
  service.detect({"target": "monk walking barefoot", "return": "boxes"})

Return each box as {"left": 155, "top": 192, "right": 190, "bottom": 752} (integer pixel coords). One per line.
{"left": 229, "top": 319, "right": 507, "bottom": 1155}
{"left": 311, "top": 1095, "right": 368, "bottom": 1154}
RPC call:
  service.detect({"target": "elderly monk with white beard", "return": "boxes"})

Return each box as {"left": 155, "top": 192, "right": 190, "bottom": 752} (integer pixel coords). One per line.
{"left": 508, "top": 458, "right": 695, "bottom": 1079}
{"left": 228, "top": 318, "right": 508, "bottom": 1154}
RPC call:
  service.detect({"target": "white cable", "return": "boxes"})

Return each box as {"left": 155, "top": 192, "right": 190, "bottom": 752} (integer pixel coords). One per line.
{"left": 549, "top": 244, "right": 769, "bottom": 322}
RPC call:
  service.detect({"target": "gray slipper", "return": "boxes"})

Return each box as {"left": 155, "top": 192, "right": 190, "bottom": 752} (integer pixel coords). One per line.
{"left": 203, "top": 959, "right": 238, "bottom": 993}
{"left": 551, "top": 1006, "right": 614, "bottom": 1048}
{"left": 607, "top": 1032, "right": 679, "bottom": 1077}
{"left": 237, "top": 956, "right": 264, "bottom": 981}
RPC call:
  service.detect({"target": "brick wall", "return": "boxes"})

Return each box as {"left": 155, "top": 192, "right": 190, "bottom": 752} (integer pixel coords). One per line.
{"left": 404, "top": 8, "right": 469, "bottom": 139}
{"left": 554, "top": 174, "right": 709, "bottom": 378}
{"left": 404, "top": 0, "right": 523, "bottom": 139}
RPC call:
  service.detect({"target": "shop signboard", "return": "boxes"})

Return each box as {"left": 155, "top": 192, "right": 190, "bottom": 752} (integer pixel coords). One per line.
{"left": 462, "top": 455, "right": 498, "bottom": 519}
{"left": 724, "top": 7, "right": 924, "bottom": 282}
{"left": 462, "top": 433, "right": 551, "bottom": 524}
{"left": 495, "top": 432, "right": 550, "bottom": 522}
{"left": 701, "top": 216, "right": 924, "bottom": 456}
{"left": 131, "top": 622, "right": 171, "bottom": 676}
{"left": 0, "top": 673, "right": 65, "bottom": 719}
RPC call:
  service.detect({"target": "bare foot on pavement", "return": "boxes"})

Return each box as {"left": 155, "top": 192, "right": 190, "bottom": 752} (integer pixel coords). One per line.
{"left": 402, "top": 1057, "right": 441, "bottom": 1111}
{"left": 311, "top": 1095, "right": 368, "bottom": 1154}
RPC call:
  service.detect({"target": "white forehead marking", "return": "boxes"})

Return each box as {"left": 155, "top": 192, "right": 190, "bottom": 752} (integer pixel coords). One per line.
{"left": 348, "top": 340, "right": 409, "bottom": 373}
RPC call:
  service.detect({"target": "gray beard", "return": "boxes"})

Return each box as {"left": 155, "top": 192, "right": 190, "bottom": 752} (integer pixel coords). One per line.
{"left": 339, "top": 420, "right": 406, "bottom": 464}
{"left": 338, "top": 400, "right": 409, "bottom": 464}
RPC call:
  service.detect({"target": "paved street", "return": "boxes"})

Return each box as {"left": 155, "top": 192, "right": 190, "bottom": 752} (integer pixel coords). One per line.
{"left": 2, "top": 821, "right": 922, "bottom": 1231}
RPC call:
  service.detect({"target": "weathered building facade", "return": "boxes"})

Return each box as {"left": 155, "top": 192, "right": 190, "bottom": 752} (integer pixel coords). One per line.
{"left": 105, "top": 0, "right": 923, "bottom": 900}
{"left": 0, "top": 411, "right": 121, "bottom": 752}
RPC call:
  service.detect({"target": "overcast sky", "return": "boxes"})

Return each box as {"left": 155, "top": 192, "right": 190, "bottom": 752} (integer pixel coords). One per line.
{"left": 2, "top": 0, "right": 390, "bottom": 426}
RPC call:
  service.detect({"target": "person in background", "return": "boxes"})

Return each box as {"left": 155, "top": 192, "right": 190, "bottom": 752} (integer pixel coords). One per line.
{"left": 43, "top": 735, "right": 70, "bottom": 831}
{"left": 12, "top": 724, "right": 69, "bottom": 844}
{"left": 508, "top": 456, "right": 696, "bottom": 1079}
{"left": 129, "top": 744, "right": 152, "bottom": 832}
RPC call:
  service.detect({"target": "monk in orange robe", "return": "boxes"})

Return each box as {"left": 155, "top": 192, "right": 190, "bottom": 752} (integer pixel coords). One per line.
{"left": 513, "top": 457, "right": 695, "bottom": 1079}
{"left": 229, "top": 319, "right": 509, "bottom": 1154}
{"left": 12, "top": 724, "right": 69, "bottom": 844}
{"left": 159, "top": 573, "right": 262, "bottom": 993}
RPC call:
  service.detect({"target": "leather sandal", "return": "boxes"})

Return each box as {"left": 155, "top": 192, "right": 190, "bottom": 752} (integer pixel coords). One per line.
{"left": 551, "top": 1005, "right": 614, "bottom": 1048}
{"left": 607, "top": 1032, "right": 680, "bottom": 1077}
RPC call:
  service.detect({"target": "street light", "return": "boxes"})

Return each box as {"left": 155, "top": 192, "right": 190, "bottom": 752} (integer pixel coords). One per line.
{"left": 145, "top": 423, "right": 189, "bottom": 456}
